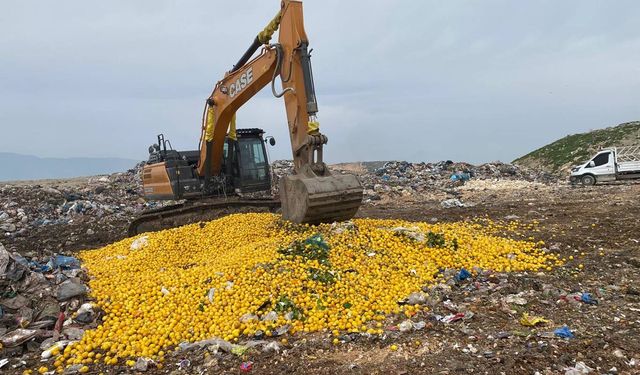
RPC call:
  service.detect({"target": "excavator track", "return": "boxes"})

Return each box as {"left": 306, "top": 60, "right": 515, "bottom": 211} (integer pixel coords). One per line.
{"left": 127, "top": 198, "right": 281, "bottom": 236}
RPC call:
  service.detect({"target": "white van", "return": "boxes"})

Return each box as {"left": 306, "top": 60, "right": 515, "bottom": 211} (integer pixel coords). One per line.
{"left": 570, "top": 146, "right": 640, "bottom": 185}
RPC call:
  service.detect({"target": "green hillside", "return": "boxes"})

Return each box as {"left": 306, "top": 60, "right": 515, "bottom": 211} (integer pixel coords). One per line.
{"left": 514, "top": 121, "right": 640, "bottom": 172}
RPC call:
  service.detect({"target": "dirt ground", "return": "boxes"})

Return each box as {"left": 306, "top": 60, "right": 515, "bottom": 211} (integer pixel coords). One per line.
{"left": 3, "top": 182, "right": 639, "bottom": 374}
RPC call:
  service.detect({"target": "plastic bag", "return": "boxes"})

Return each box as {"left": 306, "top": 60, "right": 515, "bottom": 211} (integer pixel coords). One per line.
{"left": 554, "top": 326, "right": 574, "bottom": 338}
{"left": 455, "top": 268, "right": 471, "bottom": 281}
{"left": 520, "top": 313, "right": 549, "bottom": 327}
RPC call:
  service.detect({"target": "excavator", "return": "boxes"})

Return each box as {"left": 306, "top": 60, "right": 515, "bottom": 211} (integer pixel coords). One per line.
{"left": 128, "top": 0, "right": 363, "bottom": 235}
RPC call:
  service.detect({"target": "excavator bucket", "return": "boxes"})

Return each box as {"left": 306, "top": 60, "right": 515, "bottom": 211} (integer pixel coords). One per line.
{"left": 280, "top": 168, "right": 363, "bottom": 224}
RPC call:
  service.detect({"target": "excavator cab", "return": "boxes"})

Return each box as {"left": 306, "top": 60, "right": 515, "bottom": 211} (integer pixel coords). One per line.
{"left": 225, "top": 128, "right": 272, "bottom": 193}
{"left": 142, "top": 129, "right": 273, "bottom": 201}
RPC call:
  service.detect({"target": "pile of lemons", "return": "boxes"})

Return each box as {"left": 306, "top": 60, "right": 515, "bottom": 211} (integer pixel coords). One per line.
{"left": 53, "top": 213, "right": 559, "bottom": 370}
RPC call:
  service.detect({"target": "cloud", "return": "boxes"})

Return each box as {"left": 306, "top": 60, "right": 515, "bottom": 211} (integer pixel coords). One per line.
{"left": 1, "top": 0, "right": 639, "bottom": 164}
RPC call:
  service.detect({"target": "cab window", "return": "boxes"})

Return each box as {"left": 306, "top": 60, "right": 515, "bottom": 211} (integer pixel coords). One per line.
{"left": 587, "top": 152, "right": 610, "bottom": 168}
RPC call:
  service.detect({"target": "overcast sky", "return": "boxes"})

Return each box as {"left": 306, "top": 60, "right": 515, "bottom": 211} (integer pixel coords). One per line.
{"left": 1, "top": 0, "right": 639, "bottom": 164}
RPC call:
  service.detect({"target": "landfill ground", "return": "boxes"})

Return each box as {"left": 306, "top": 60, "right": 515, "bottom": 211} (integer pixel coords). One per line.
{"left": 1, "top": 171, "right": 639, "bottom": 374}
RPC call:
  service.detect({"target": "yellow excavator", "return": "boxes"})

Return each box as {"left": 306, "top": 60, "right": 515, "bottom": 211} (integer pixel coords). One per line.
{"left": 128, "top": 0, "right": 363, "bottom": 235}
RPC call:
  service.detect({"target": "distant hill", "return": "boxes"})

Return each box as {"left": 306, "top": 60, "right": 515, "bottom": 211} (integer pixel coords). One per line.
{"left": 0, "top": 153, "right": 139, "bottom": 181}
{"left": 514, "top": 121, "right": 640, "bottom": 172}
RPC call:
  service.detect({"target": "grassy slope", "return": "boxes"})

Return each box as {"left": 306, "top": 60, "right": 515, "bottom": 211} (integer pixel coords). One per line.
{"left": 514, "top": 121, "right": 640, "bottom": 172}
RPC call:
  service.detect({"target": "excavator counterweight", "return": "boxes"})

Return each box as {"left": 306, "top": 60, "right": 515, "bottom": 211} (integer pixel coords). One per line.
{"left": 130, "top": 0, "right": 362, "bottom": 235}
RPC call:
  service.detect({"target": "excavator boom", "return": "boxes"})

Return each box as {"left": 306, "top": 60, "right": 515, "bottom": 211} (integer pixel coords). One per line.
{"left": 197, "top": 0, "right": 362, "bottom": 224}
{"left": 132, "top": 0, "right": 362, "bottom": 235}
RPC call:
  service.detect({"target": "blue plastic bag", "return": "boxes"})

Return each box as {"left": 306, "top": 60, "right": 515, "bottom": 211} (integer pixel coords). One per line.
{"left": 580, "top": 292, "right": 598, "bottom": 305}
{"left": 554, "top": 326, "right": 574, "bottom": 338}
{"left": 35, "top": 255, "right": 81, "bottom": 273}
{"left": 52, "top": 255, "right": 81, "bottom": 270}
{"left": 450, "top": 173, "right": 470, "bottom": 182}
{"left": 455, "top": 268, "right": 471, "bottom": 281}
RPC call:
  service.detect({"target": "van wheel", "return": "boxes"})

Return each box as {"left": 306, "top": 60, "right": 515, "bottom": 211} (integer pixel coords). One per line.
{"left": 581, "top": 175, "right": 596, "bottom": 186}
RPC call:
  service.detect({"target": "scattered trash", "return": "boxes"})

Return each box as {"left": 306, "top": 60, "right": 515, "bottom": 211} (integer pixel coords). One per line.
{"left": 612, "top": 349, "right": 625, "bottom": 358}
{"left": 0, "top": 358, "right": 8, "bottom": 368}
{"left": 391, "top": 227, "right": 425, "bottom": 242}
{"left": 413, "top": 321, "right": 427, "bottom": 330}
{"left": 439, "top": 313, "right": 466, "bottom": 323}
{"left": 56, "top": 279, "right": 88, "bottom": 301}
{"left": 274, "top": 325, "right": 290, "bottom": 336}
{"left": 130, "top": 236, "right": 149, "bottom": 250}
{"left": 263, "top": 341, "right": 281, "bottom": 353}
{"left": 450, "top": 172, "right": 471, "bottom": 182}
{"left": 398, "top": 320, "right": 413, "bottom": 332}
{"left": 41, "top": 340, "right": 70, "bottom": 359}
{"left": 504, "top": 294, "right": 528, "bottom": 305}
{"left": 240, "top": 361, "right": 253, "bottom": 372}
{"left": 43, "top": 255, "right": 81, "bottom": 272}
{"left": 63, "top": 327, "right": 84, "bottom": 340}
{"left": 178, "top": 338, "right": 233, "bottom": 353}
{"left": 441, "top": 198, "right": 466, "bottom": 208}
{"left": 240, "top": 313, "right": 258, "bottom": 323}
{"left": 580, "top": 292, "right": 598, "bottom": 305}
{"left": 63, "top": 364, "right": 83, "bottom": 374}
{"left": 520, "top": 313, "right": 549, "bottom": 327}
{"left": 330, "top": 221, "right": 356, "bottom": 235}
{"left": 178, "top": 359, "right": 191, "bottom": 370}
{"left": 262, "top": 311, "right": 278, "bottom": 322}
{"left": 405, "top": 292, "right": 428, "bottom": 305}
{"left": 133, "top": 357, "right": 154, "bottom": 372}
{"left": 231, "top": 345, "right": 249, "bottom": 356}
{"left": 564, "top": 361, "right": 594, "bottom": 374}
{"left": 75, "top": 303, "right": 94, "bottom": 317}
{"left": 0, "top": 328, "right": 38, "bottom": 347}
{"left": 554, "top": 326, "right": 575, "bottom": 339}
{"left": 455, "top": 268, "right": 471, "bottom": 281}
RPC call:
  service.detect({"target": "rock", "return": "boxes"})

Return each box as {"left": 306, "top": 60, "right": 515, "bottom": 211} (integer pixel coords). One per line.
{"left": 56, "top": 279, "right": 87, "bottom": 301}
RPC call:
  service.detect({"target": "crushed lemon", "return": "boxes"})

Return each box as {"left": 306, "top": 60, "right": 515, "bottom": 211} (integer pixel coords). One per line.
{"left": 59, "top": 213, "right": 558, "bottom": 367}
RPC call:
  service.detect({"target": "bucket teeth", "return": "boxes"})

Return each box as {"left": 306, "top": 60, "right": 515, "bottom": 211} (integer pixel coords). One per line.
{"left": 280, "top": 173, "right": 363, "bottom": 224}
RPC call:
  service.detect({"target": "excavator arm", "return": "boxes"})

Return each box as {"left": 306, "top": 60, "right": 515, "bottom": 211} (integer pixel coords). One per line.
{"left": 196, "top": 0, "right": 362, "bottom": 224}
{"left": 196, "top": 47, "right": 278, "bottom": 177}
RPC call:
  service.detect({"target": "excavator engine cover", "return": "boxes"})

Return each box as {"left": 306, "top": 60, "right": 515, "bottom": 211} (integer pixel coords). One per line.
{"left": 280, "top": 166, "right": 363, "bottom": 224}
